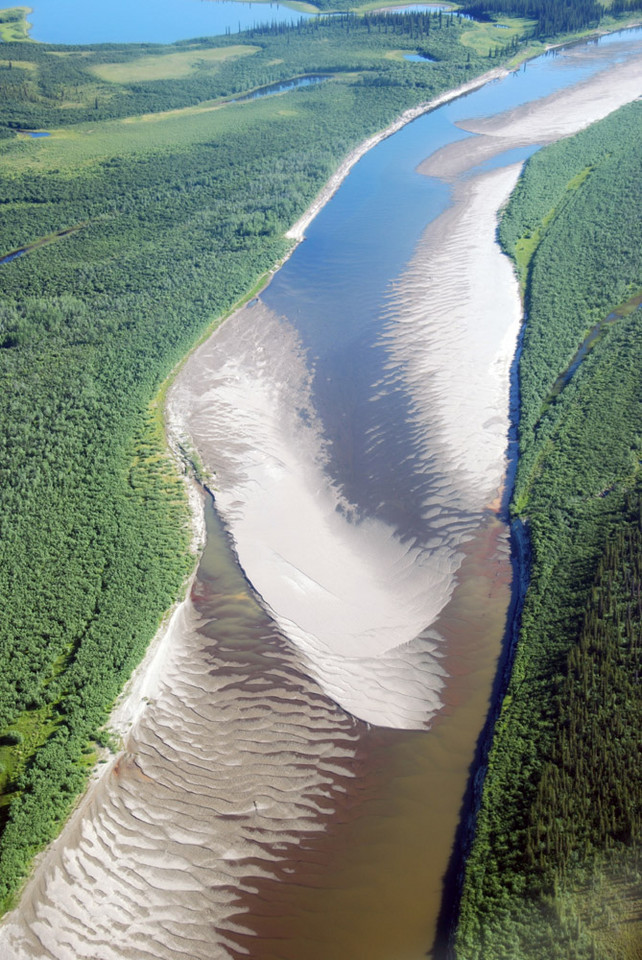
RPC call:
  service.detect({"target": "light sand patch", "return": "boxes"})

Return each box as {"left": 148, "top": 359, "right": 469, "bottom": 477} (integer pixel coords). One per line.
{"left": 0, "top": 565, "right": 361, "bottom": 960}
{"left": 379, "top": 163, "right": 523, "bottom": 514}
{"left": 169, "top": 305, "right": 448, "bottom": 728}
{"left": 285, "top": 64, "right": 508, "bottom": 241}
{"left": 419, "top": 45, "right": 642, "bottom": 179}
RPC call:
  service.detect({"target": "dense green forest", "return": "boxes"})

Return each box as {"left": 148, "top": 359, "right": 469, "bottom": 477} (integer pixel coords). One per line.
{"left": 0, "top": 10, "right": 487, "bottom": 131}
{"left": 0, "top": 6, "right": 526, "bottom": 913}
{"left": 459, "top": 0, "right": 642, "bottom": 38}
{"left": 455, "top": 100, "right": 642, "bottom": 959}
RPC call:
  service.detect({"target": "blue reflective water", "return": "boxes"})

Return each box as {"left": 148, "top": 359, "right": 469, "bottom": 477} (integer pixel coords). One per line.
{"left": 28, "top": 0, "right": 311, "bottom": 44}
{"left": 378, "top": 4, "right": 450, "bottom": 11}
{"left": 404, "top": 53, "right": 434, "bottom": 61}
{"left": 230, "top": 74, "right": 328, "bottom": 101}
{"left": 0, "top": 249, "right": 27, "bottom": 265}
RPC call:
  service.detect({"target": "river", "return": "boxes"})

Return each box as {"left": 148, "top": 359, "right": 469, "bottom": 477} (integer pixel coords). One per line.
{"left": 2, "top": 25, "right": 642, "bottom": 960}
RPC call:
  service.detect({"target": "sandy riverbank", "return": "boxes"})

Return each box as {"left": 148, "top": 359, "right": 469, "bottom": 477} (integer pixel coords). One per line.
{"left": 420, "top": 39, "right": 642, "bottom": 180}
{"left": 167, "top": 32, "right": 642, "bottom": 734}
{"left": 285, "top": 64, "right": 508, "bottom": 241}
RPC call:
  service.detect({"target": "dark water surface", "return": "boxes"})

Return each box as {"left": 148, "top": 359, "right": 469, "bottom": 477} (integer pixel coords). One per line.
{"left": 191, "top": 498, "right": 513, "bottom": 960}
{"left": 229, "top": 73, "right": 328, "bottom": 101}
{"left": 262, "top": 26, "right": 642, "bottom": 539}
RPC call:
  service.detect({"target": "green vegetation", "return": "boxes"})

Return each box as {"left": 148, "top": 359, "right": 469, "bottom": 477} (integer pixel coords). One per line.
{"left": 0, "top": 6, "right": 513, "bottom": 912}
{"left": 0, "top": 10, "right": 500, "bottom": 134}
{"left": 90, "top": 44, "right": 262, "bottom": 84}
{"left": 0, "top": 7, "right": 29, "bottom": 42}
{"left": 455, "top": 100, "right": 642, "bottom": 960}
{"left": 1, "top": 0, "right": 640, "bottom": 928}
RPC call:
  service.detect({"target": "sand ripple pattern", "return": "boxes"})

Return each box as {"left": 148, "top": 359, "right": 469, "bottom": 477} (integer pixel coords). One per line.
{"left": 377, "top": 164, "right": 523, "bottom": 516}
{"left": 170, "top": 311, "right": 448, "bottom": 728}
{"left": 0, "top": 584, "right": 361, "bottom": 960}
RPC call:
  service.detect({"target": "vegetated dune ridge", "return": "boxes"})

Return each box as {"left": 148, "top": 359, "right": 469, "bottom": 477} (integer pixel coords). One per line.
{"left": 2, "top": 37, "right": 642, "bottom": 960}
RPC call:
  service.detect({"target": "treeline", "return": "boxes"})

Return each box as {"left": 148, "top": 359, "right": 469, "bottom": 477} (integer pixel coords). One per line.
{"left": 499, "top": 101, "right": 642, "bottom": 503}
{"left": 0, "top": 21, "right": 492, "bottom": 909}
{"left": 526, "top": 497, "right": 642, "bottom": 886}
{"left": 455, "top": 101, "right": 642, "bottom": 958}
{"left": 251, "top": 8, "right": 467, "bottom": 38}
{"left": 460, "top": 0, "right": 607, "bottom": 37}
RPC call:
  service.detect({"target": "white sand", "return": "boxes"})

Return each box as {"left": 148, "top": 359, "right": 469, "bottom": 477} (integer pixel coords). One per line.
{"left": 285, "top": 65, "right": 508, "bottom": 242}
{"left": 169, "top": 306, "right": 448, "bottom": 728}
{"left": 420, "top": 44, "right": 642, "bottom": 179}
{"left": 379, "top": 163, "right": 523, "bottom": 513}
{"left": 0, "top": 590, "right": 361, "bottom": 960}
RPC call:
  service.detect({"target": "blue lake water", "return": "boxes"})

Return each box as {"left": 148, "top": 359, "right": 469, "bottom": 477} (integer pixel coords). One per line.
{"left": 27, "top": 0, "right": 312, "bottom": 44}
{"left": 379, "top": 4, "right": 451, "bottom": 12}
{"left": 230, "top": 73, "right": 328, "bottom": 100}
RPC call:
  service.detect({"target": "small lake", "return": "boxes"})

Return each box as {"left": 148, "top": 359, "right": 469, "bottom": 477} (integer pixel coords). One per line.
{"left": 378, "top": 4, "right": 452, "bottom": 12}
{"left": 229, "top": 74, "right": 328, "bottom": 101}
{"left": 27, "top": 0, "right": 312, "bottom": 45}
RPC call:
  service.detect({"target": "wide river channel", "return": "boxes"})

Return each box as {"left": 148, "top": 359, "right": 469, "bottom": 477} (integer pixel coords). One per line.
{"left": 2, "top": 23, "right": 642, "bottom": 960}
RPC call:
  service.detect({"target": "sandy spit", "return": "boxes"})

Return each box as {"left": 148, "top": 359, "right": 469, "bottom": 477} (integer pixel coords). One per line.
{"left": 419, "top": 42, "right": 642, "bottom": 179}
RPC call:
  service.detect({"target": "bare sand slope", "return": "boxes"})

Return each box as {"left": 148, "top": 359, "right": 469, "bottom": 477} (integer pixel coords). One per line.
{"left": 377, "top": 163, "right": 523, "bottom": 513}
{"left": 170, "top": 307, "right": 448, "bottom": 728}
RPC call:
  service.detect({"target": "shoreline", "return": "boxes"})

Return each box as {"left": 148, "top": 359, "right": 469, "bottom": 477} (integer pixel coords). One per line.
{"left": 283, "top": 20, "right": 642, "bottom": 246}
{"left": 284, "top": 64, "right": 509, "bottom": 242}
{"left": 49, "top": 2, "right": 642, "bottom": 868}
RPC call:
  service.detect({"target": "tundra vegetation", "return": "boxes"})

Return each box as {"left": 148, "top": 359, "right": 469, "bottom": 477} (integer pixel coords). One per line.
{"left": 455, "top": 100, "right": 642, "bottom": 960}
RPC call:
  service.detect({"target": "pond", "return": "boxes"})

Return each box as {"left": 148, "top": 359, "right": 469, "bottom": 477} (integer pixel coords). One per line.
{"left": 229, "top": 74, "right": 329, "bottom": 101}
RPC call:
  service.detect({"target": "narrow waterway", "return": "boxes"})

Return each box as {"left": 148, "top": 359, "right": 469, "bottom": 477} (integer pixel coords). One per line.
{"left": 2, "top": 27, "right": 642, "bottom": 960}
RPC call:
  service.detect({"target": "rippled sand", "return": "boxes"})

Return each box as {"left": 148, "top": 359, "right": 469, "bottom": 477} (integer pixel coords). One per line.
{"left": 419, "top": 39, "right": 642, "bottom": 180}
{"left": 170, "top": 306, "right": 448, "bottom": 728}
{"left": 0, "top": 525, "right": 363, "bottom": 960}
{"left": 165, "top": 171, "right": 522, "bottom": 732}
